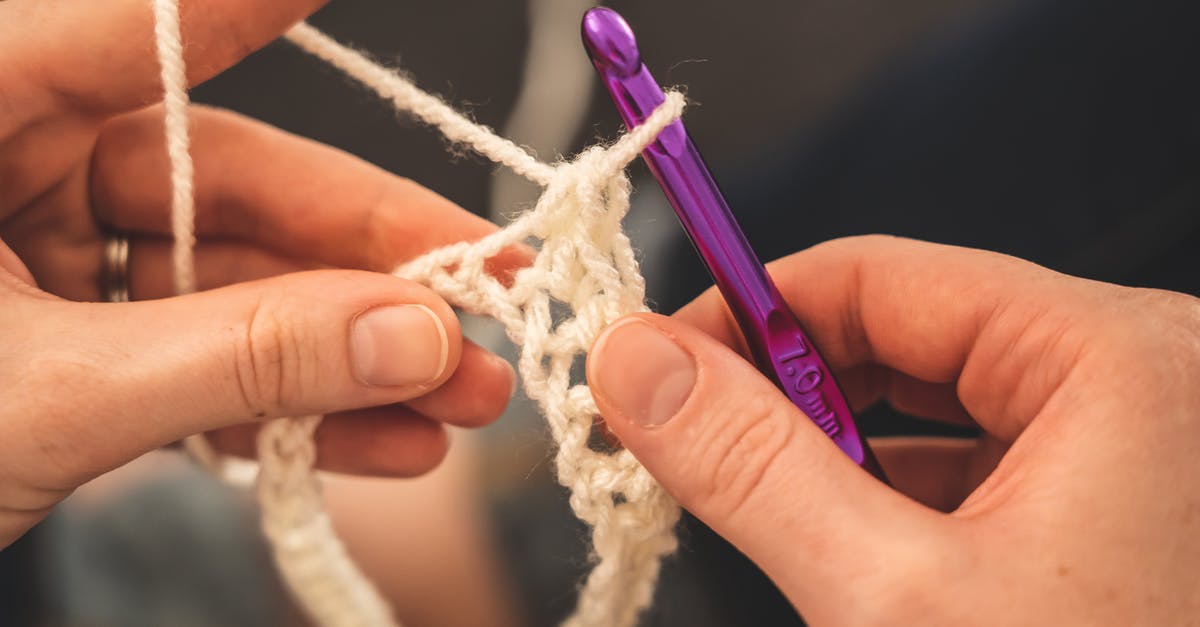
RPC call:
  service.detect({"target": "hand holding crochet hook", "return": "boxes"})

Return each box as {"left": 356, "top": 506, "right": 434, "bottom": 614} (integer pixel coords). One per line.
{"left": 583, "top": 8, "right": 1200, "bottom": 626}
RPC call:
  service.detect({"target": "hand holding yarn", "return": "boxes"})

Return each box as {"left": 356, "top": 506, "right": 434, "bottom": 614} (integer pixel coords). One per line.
{"left": 0, "top": 0, "right": 517, "bottom": 548}
{"left": 41, "top": 0, "right": 689, "bottom": 621}
{"left": 589, "top": 235, "right": 1200, "bottom": 626}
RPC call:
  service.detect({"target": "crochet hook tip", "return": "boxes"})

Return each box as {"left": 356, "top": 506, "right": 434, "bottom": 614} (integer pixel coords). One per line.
{"left": 581, "top": 7, "right": 641, "bottom": 77}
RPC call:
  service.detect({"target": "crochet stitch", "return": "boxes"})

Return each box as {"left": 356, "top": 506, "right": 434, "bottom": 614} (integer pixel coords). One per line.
{"left": 153, "top": 3, "right": 685, "bottom": 625}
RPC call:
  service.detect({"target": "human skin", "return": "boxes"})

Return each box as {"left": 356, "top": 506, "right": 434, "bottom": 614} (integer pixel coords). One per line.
{"left": 0, "top": 0, "right": 520, "bottom": 549}
{"left": 589, "top": 235, "right": 1200, "bottom": 626}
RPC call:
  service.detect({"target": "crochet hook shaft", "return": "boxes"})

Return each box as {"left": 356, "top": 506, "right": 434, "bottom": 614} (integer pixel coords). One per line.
{"left": 582, "top": 7, "right": 887, "bottom": 482}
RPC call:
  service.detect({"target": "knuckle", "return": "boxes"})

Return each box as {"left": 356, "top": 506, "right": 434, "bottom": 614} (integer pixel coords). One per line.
{"left": 189, "top": 104, "right": 243, "bottom": 130}
{"left": 1134, "top": 289, "right": 1200, "bottom": 384}
{"left": 1134, "top": 288, "right": 1200, "bottom": 327}
{"left": 818, "top": 233, "right": 898, "bottom": 253}
{"left": 683, "top": 392, "right": 794, "bottom": 519}
{"left": 232, "top": 294, "right": 304, "bottom": 417}
{"left": 840, "top": 233, "right": 902, "bottom": 249}
{"left": 1103, "top": 287, "right": 1200, "bottom": 357}
{"left": 214, "top": 18, "right": 264, "bottom": 71}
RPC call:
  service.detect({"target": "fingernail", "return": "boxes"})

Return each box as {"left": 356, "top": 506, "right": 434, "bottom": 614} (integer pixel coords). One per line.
{"left": 352, "top": 305, "right": 449, "bottom": 387}
{"left": 592, "top": 318, "right": 696, "bottom": 427}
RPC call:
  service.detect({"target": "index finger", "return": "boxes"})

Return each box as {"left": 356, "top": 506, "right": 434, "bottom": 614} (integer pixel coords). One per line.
{"left": 6, "top": 0, "right": 325, "bottom": 118}
{"left": 673, "top": 235, "right": 1111, "bottom": 440}
{"left": 91, "top": 106, "right": 533, "bottom": 277}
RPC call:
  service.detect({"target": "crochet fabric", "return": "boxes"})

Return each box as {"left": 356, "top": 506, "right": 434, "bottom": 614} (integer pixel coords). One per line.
{"left": 152, "top": 4, "right": 685, "bottom": 626}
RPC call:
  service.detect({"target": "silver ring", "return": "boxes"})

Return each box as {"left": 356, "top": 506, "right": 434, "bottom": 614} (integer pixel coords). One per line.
{"left": 100, "top": 234, "right": 130, "bottom": 303}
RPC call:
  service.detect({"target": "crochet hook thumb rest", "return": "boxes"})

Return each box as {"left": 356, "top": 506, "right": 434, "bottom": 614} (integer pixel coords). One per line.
{"left": 582, "top": 7, "right": 888, "bottom": 482}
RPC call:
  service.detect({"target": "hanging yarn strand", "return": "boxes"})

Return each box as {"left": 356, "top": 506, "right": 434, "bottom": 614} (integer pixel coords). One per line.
{"left": 151, "top": 4, "right": 399, "bottom": 626}
{"left": 255, "top": 414, "right": 397, "bottom": 627}
{"left": 152, "top": 0, "right": 241, "bottom": 513}
{"left": 155, "top": 3, "right": 687, "bottom": 625}
{"left": 150, "top": 0, "right": 196, "bottom": 295}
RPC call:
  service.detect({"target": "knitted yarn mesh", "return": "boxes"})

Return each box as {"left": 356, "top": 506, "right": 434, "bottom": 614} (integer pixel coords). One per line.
{"left": 152, "top": 5, "right": 684, "bottom": 626}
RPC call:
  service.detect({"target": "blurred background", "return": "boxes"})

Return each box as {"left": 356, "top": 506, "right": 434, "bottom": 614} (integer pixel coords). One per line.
{"left": 4, "top": 0, "right": 1199, "bottom": 625}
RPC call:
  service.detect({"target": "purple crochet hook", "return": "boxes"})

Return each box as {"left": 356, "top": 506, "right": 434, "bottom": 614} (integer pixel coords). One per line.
{"left": 582, "top": 7, "right": 887, "bottom": 482}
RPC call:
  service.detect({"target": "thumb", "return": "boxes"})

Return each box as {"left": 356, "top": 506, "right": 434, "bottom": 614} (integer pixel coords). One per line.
{"left": 35, "top": 269, "right": 460, "bottom": 479}
{"left": 587, "top": 313, "right": 947, "bottom": 620}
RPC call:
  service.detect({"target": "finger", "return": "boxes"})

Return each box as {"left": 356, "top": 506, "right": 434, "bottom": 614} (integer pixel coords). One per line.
{"left": 837, "top": 363, "right": 973, "bottom": 425}
{"left": 587, "top": 313, "right": 953, "bottom": 622}
{"left": 403, "top": 340, "right": 515, "bottom": 428}
{"left": 128, "top": 240, "right": 515, "bottom": 427}
{"left": 21, "top": 269, "right": 475, "bottom": 485}
{"left": 6, "top": 234, "right": 314, "bottom": 304}
{"left": 206, "top": 406, "right": 449, "bottom": 478}
{"left": 672, "top": 274, "right": 972, "bottom": 427}
{"left": 870, "top": 437, "right": 978, "bottom": 513}
{"left": 673, "top": 235, "right": 1109, "bottom": 441}
{"left": 9, "top": 0, "right": 326, "bottom": 119}
{"left": 91, "top": 106, "right": 532, "bottom": 276}
{"left": 127, "top": 237, "right": 318, "bottom": 300}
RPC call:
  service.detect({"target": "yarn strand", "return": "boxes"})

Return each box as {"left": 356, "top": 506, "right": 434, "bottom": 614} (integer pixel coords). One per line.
{"left": 285, "top": 23, "right": 558, "bottom": 187}
{"left": 151, "top": 0, "right": 196, "bottom": 295}
{"left": 156, "top": 6, "right": 687, "bottom": 626}
{"left": 152, "top": 5, "right": 398, "bottom": 624}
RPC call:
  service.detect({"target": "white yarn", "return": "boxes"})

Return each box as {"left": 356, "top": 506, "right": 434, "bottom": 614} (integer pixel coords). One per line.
{"left": 286, "top": 24, "right": 557, "bottom": 188}
{"left": 490, "top": 0, "right": 597, "bottom": 222}
{"left": 152, "top": 0, "right": 246, "bottom": 505}
{"left": 151, "top": 0, "right": 196, "bottom": 295}
{"left": 155, "top": 6, "right": 686, "bottom": 627}
{"left": 152, "top": 4, "right": 397, "bottom": 625}
{"left": 255, "top": 415, "right": 396, "bottom": 627}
